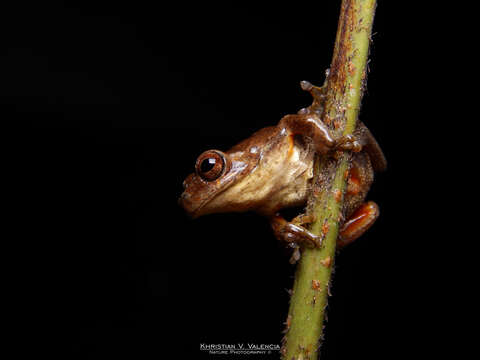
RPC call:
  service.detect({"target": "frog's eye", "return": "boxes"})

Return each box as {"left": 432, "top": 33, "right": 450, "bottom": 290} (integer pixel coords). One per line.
{"left": 195, "top": 150, "right": 229, "bottom": 181}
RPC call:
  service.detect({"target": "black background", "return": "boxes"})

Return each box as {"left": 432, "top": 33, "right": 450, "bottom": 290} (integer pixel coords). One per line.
{"left": 4, "top": 2, "right": 461, "bottom": 359}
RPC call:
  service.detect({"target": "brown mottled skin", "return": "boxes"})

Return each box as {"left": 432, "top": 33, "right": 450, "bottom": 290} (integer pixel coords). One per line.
{"left": 179, "top": 81, "right": 386, "bottom": 260}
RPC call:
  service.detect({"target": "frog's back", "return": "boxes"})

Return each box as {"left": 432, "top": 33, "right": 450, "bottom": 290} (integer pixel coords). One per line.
{"left": 227, "top": 126, "right": 279, "bottom": 154}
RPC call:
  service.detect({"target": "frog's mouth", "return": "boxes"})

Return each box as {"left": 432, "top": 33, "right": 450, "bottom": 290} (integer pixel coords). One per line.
{"left": 178, "top": 190, "right": 206, "bottom": 219}
{"left": 178, "top": 182, "right": 232, "bottom": 219}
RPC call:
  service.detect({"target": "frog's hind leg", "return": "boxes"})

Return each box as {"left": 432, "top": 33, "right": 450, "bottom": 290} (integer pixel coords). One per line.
{"left": 355, "top": 122, "right": 387, "bottom": 172}
{"left": 337, "top": 201, "right": 379, "bottom": 249}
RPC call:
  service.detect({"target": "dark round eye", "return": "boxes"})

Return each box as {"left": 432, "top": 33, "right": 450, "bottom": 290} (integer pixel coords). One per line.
{"left": 200, "top": 157, "right": 216, "bottom": 173}
{"left": 195, "top": 150, "right": 229, "bottom": 181}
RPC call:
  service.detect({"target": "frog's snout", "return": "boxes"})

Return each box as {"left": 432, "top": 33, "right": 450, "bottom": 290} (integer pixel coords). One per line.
{"left": 178, "top": 191, "right": 190, "bottom": 207}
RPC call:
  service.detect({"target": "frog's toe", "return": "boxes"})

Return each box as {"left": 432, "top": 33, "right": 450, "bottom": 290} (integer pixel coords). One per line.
{"left": 336, "top": 134, "right": 362, "bottom": 152}
{"left": 270, "top": 214, "right": 322, "bottom": 249}
{"left": 300, "top": 80, "right": 314, "bottom": 92}
{"left": 291, "top": 213, "right": 316, "bottom": 227}
{"left": 289, "top": 245, "right": 301, "bottom": 264}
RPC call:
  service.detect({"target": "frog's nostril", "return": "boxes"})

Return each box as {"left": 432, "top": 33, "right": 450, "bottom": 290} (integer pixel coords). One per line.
{"left": 178, "top": 192, "right": 188, "bottom": 205}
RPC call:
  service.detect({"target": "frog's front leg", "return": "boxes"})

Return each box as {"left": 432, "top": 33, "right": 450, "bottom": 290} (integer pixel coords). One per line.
{"left": 270, "top": 214, "right": 321, "bottom": 248}
{"left": 279, "top": 113, "right": 362, "bottom": 154}
{"left": 270, "top": 213, "right": 322, "bottom": 264}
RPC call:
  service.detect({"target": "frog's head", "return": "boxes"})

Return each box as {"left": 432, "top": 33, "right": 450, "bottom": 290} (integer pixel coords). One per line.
{"left": 178, "top": 148, "right": 259, "bottom": 218}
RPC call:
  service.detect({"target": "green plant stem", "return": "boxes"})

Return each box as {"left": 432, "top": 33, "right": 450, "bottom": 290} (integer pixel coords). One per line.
{"left": 281, "top": 1, "right": 377, "bottom": 359}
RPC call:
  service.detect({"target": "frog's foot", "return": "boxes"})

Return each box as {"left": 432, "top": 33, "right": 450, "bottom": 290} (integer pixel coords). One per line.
{"left": 270, "top": 214, "right": 322, "bottom": 263}
{"left": 338, "top": 201, "right": 379, "bottom": 249}
{"left": 291, "top": 213, "right": 316, "bottom": 227}
{"left": 289, "top": 243, "right": 301, "bottom": 264}
{"left": 271, "top": 213, "right": 321, "bottom": 248}
{"left": 334, "top": 134, "right": 362, "bottom": 153}
{"left": 298, "top": 80, "right": 326, "bottom": 116}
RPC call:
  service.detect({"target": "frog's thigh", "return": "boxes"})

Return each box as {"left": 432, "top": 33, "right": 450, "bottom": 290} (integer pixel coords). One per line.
{"left": 270, "top": 214, "right": 321, "bottom": 248}
{"left": 338, "top": 201, "right": 379, "bottom": 249}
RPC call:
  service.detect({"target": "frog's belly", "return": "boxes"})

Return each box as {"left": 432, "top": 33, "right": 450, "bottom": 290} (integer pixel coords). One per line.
{"left": 261, "top": 174, "right": 310, "bottom": 214}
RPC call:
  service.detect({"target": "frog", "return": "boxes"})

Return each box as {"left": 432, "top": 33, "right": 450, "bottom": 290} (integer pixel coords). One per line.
{"left": 178, "top": 81, "right": 386, "bottom": 263}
